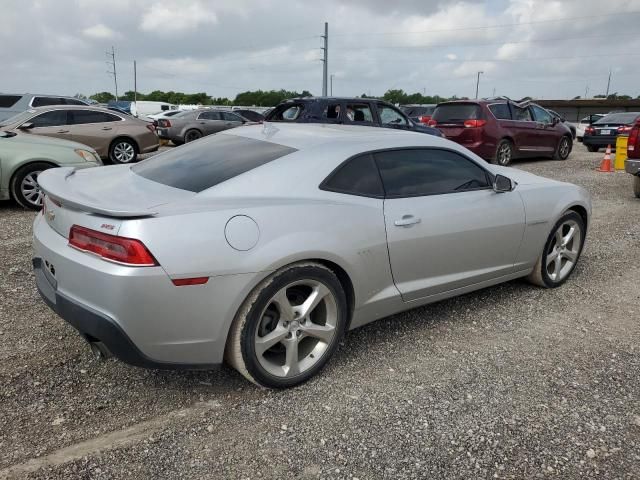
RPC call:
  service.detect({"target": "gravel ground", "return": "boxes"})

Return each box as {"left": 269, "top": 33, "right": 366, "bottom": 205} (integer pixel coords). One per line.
{"left": 0, "top": 143, "right": 638, "bottom": 479}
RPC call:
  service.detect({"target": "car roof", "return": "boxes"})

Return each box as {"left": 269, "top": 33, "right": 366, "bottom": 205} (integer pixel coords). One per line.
{"left": 279, "top": 96, "right": 387, "bottom": 103}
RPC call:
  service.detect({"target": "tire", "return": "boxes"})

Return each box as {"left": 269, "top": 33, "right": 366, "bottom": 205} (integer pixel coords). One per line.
{"left": 553, "top": 135, "right": 572, "bottom": 160}
{"left": 109, "top": 138, "right": 138, "bottom": 164}
{"left": 492, "top": 139, "right": 513, "bottom": 166}
{"left": 634, "top": 176, "right": 640, "bottom": 199}
{"left": 527, "top": 211, "right": 585, "bottom": 288}
{"left": 586, "top": 145, "right": 599, "bottom": 153}
{"left": 184, "top": 129, "right": 202, "bottom": 143}
{"left": 10, "top": 162, "right": 54, "bottom": 210}
{"left": 171, "top": 140, "right": 184, "bottom": 146}
{"left": 225, "top": 262, "right": 347, "bottom": 388}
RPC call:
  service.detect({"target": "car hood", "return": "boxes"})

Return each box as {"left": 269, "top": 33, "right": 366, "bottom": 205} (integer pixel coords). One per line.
{"left": 492, "top": 166, "right": 562, "bottom": 186}
{"left": 0, "top": 131, "right": 93, "bottom": 151}
{"left": 38, "top": 165, "right": 194, "bottom": 217}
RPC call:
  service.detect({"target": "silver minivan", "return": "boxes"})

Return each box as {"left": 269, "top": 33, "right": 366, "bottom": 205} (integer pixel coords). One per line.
{"left": 0, "top": 94, "right": 88, "bottom": 122}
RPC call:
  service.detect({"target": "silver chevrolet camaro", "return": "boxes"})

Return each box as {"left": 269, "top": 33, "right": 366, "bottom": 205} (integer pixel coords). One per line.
{"left": 33, "top": 123, "right": 591, "bottom": 388}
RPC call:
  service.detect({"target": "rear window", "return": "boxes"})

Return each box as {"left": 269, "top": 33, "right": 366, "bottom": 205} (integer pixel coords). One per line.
{"left": 432, "top": 104, "right": 481, "bottom": 123}
{"left": 595, "top": 113, "right": 640, "bottom": 124}
{"left": 132, "top": 134, "right": 297, "bottom": 192}
{"left": 403, "top": 106, "right": 435, "bottom": 117}
{"left": 0, "top": 95, "right": 21, "bottom": 108}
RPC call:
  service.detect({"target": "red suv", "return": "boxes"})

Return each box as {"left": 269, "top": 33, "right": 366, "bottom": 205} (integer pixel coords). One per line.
{"left": 428, "top": 99, "right": 573, "bottom": 165}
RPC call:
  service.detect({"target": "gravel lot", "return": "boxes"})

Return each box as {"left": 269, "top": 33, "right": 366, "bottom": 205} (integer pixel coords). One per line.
{"left": 1, "top": 143, "right": 639, "bottom": 479}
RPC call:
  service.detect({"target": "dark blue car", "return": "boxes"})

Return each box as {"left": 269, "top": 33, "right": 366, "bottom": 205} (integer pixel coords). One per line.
{"left": 265, "top": 97, "right": 443, "bottom": 137}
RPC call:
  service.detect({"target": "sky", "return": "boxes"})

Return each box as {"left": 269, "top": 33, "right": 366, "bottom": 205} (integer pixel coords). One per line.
{"left": 1, "top": 0, "right": 640, "bottom": 100}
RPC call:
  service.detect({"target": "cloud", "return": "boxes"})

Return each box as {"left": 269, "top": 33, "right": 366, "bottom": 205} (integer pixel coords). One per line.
{"left": 140, "top": 2, "right": 219, "bottom": 33}
{"left": 82, "top": 23, "right": 118, "bottom": 39}
{"left": 446, "top": 53, "right": 458, "bottom": 60}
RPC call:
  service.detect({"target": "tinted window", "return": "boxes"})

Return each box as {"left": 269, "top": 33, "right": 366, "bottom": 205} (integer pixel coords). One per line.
{"left": 488, "top": 103, "right": 511, "bottom": 120}
{"left": 321, "top": 154, "right": 384, "bottom": 198}
{"left": 403, "top": 106, "right": 435, "bottom": 117}
{"left": 323, "top": 103, "right": 342, "bottom": 121}
{"left": 0, "top": 95, "right": 21, "bottom": 108}
{"left": 512, "top": 105, "right": 533, "bottom": 121}
{"left": 432, "top": 104, "right": 481, "bottom": 123}
{"left": 595, "top": 113, "right": 640, "bottom": 124}
{"left": 64, "top": 98, "right": 87, "bottom": 105}
{"left": 198, "top": 111, "right": 222, "bottom": 120}
{"left": 70, "top": 110, "right": 121, "bottom": 124}
{"left": 378, "top": 105, "right": 408, "bottom": 126}
{"left": 29, "top": 110, "right": 68, "bottom": 127}
{"left": 531, "top": 105, "right": 553, "bottom": 124}
{"left": 345, "top": 104, "right": 374, "bottom": 123}
{"left": 235, "top": 110, "right": 264, "bottom": 122}
{"left": 133, "top": 134, "right": 297, "bottom": 192}
{"left": 375, "top": 149, "right": 490, "bottom": 197}
{"left": 31, "top": 97, "right": 66, "bottom": 107}
{"left": 266, "top": 104, "right": 306, "bottom": 121}
{"left": 222, "top": 112, "right": 244, "bottom": 122}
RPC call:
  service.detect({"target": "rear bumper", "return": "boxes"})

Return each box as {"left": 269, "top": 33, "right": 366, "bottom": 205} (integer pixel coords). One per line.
{"left": 457, "top": 142, "right": 497, "bottom": 160}
{"left": 625, "top": 159, "right": 640, "bottom": 176}
{"left": 583, "top": 136, "right": 617, "bottom": 148}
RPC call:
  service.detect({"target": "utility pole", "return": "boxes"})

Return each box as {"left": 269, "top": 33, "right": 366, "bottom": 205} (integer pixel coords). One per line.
{"left": 585, "top": 84, "right": 589, "bottom": 99}
{"left": 330, "top": 74, "right": 334, "bottom": 96}
{"left": 106, "top": 46, "right": 118, "bottom": 101}
{"left": 321, "top": 22, "right": 328, "bottom": 96}
{"left": 133, "top": 60, "right": 137, "bottom": 105}
{"left": 605, "top": 68, "right": 612, "bottom": 97}
{"left": 492, "top": 87, "right": 496, "bottom": 97}
{"left": 475, "top": 71, "right": 483, "bottom": 99}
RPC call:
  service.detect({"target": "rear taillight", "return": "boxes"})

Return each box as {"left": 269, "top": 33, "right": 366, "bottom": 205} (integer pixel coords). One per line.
{"left": 159, "top": 120, "right": 171, "bottom": 128}
{"left": 427, "top": 119, "right": 437, "bottom": 127}
{"left": 417, "top": 115, "right": 432, "bottom": 124}
{"left": 146, "top": 124, "right": 156, "bottom": 133}
{"left": 68, "top": 225, "right": 158, "bottom": 266}
{"left": 617, "top": 125, "right": 632, "bottom": 134}
{"left": 463, "top": 119, "right": 487, "bottom": 128}
{"left": 628, "top": 124, "right": 639, "bottom": 153}
{"left": 585, "top": 126, "right": 595, "bottom": 135}
{"left": 171, "top": 277, "right": 209, "bottom": 287}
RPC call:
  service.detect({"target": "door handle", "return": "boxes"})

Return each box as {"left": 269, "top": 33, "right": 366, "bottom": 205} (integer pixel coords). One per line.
{"left": 394, "top": 215, "right": 421, "bottom": 227}
{"left": 56, "top": 129, "right": 69, "bottom": 133}
{"left": 101, "top": 126, "right": 112, "bottom": 131}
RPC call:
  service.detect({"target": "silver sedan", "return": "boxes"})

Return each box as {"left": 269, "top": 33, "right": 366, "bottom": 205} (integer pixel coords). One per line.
{"left": 33, "top": 124, "right": 591, "bottom": 388}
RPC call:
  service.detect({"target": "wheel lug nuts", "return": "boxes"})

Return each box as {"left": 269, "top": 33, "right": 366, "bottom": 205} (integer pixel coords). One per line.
{"left": 286, "top": 332, "right": 292, "bottom": 339}
{"left": 296, "top": 331, "right": 301, "bottom": 337}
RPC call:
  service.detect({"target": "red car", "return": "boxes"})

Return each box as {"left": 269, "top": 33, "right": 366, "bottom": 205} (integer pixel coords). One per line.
{"left": 428, "top": 99, "right": 573, "bottom": 165}
{"left": 625, "top": 119, "right": 640, "bottom": 198}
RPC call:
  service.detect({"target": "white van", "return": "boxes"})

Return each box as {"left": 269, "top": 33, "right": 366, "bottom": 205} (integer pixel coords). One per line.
{"left": 131, "top": 101, "right": 178, "bottom": 119}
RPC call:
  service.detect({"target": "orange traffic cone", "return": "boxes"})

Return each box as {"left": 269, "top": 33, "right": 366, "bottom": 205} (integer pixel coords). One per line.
{"left": 596, "top": 144, "right": 614, "bottom": 172}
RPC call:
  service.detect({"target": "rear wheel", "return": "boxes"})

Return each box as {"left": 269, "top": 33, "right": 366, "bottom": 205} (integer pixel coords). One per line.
{"left": 184, "top": 129, "right": 202, "bottom": 143}
{"left": 527, "top": 211, "right": 585, "bottom": 288}
{"left": 225, "top": 262, "right": 347, "bottom": 388}
{"left": 109, "top": 138, "right": 138, "bottom": 164}
{"left": 492, "top": 139, "right": 513, "bottom": 166}
{"left": 633, "top": 176, "right": 640, "bottom": 199}
{"left": 586, "top": 145, "right": 599, "bottom": 153}
{"left": 10, "top": 162, "right": 53, "bottom": 210}
{"left": 554, "top": 135, "right": 572, "bottom": 160}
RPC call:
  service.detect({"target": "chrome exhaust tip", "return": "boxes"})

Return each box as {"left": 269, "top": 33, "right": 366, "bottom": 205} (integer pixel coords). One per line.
{"left": 89, "top": 341, "right": 112, "bottom": 360}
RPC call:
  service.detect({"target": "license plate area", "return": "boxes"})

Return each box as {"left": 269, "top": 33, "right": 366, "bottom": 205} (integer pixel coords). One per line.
{"left": 600, "top": 129, "right": 611, "bottom": 135}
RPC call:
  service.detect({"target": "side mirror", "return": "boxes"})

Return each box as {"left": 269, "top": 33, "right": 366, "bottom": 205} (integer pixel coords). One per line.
{"left": 18, "top": 122, "right": 34, "bottom": 130}
{"left": 493, "top": 174, "right": 515, "bottom": 193}
{"left": 552, "top": 117, "right": 560, "bottom": 125}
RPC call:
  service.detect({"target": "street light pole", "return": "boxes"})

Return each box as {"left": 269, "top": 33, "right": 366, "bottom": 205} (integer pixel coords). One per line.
{"left": 475, "top": 71, "right": 483, "bottom": 99}
{"left": 330, "top": 74, "right": 334, "bottom": 96}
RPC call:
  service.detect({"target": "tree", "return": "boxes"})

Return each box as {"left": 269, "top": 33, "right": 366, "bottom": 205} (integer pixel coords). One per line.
{"left": 74, "top": 93, "right": 88, "bottom": 100}
{"left": 89, "top": 91, "right": 115, "bottom": 103}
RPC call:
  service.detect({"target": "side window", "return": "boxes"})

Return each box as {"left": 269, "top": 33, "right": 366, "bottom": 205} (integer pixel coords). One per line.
{"left": 70, "top": 110, "right": 121, "bottom": 124}
{"left": 322, "top": 103, "right": 342, "bottom": 121}
{"left": 222, "top": 112, "right": 243, "bottom": 122}
{"left": 161, "top": 105, "right": 169, "bottom": 111}
{"left": 199, "top": 111, "right": 221, "bottom": 120}
{"left": 531, "top": 105, "right": 553, "bottom": 124}
{"left": 345, "top": 104, "right": 374, "bottom": 123}
{"left": 31, "top": 97, "right": 65, "bottom": 107}
{"left": 378, "top": 105, "right": 408, "bottom": 126}
{"left": 321, "top": 154, "right": 384, "bottom": 198}
{"left": 281, "top": 105, "right": 302, "bottom": 120}
{"left": 29, "top": 110, "right": 68, "bottom": 127}
{"left": 64, "top": 98, "right": 87, "bottom": 105}
{"left": 488, "top": 103, "right": 512, "bottom": 120}
{"left": 512, "top": 105, "right": 533, "bottom": 121}
{"left": 375, "top": 149, "right": 490, "bottom": 197}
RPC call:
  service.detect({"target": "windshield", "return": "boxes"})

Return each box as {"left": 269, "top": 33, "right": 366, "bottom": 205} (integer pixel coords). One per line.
{"left": 432, "top": 104, "right": 481, "bottom": 123}
{"left": 595, "top": 113, "right": 640, "bottom": 125}
{"left": 0, "top": 109, "right": 36, "bottom": 126}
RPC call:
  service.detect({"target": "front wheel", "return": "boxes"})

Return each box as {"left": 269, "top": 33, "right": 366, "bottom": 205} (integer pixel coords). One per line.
{"left": 492, "top": 139, "right": 513, "bottom": 166}
{"left": 10, "top": 162, "right": 53, "bottom": 210}
{"left": 527, "top": 211, "right": 585, "bottom": 288}
{"left": 634, "top": 176, "right": 640, "bottom": 199}
{"left": 109, "top": 139, "right": 138, "bottom": 164}
{"left": 225, "top": 262, "right": 347, "bottom": 388}
{"left": 554, "top": 136, "right": 572, "bottom": 160}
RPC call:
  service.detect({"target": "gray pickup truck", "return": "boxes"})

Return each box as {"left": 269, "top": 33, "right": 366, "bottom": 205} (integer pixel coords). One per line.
{"left": 625, "top": 120, "right": 640, "bottom": 198}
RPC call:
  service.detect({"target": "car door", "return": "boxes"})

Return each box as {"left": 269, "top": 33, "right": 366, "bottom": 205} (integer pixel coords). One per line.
{"left": 221, "top": 112, "right": 245, "bottom": 130}
{"left": 22, "top": 110, "right": 71, "bottom": 140}
{"left": 375, "top": 103, "right": 412, "bottom": 131}
{"left": 196, "top": 111, "right": 225, "bottom": 134}
{"left": 377, "top": 148, "right": 526, "bottom": 302}
{"left": 530, "top": 105, "right": 559, "bottom": 153}
{"left": 343, "top": 102, "right": 377, "bottom": 126}
{"left": 67, "top": 110, "right": 122, "bottom": 156}
{"left": 508, "top": 104, "right": 539, "bottom": 155}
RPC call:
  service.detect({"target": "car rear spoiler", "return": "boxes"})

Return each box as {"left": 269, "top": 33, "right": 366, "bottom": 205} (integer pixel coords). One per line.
{"left": 38, "top": 167, "right": 158, "bottom": 218}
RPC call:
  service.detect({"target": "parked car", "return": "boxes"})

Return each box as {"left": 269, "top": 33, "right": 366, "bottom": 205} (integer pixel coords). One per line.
{"left": 548, "top": 109, "right": 576, "bottom": 139}
{"left": 428, "top": 99, "right": 573, "bottom": 165}
{"left": 156, "top": 109, "right": 250, "bottom": 144}
{"left": 625, "top": 119, "right": 640, "bottom": 198}
{"left": 0, "top": 93, "right": 88, "bottom": 122}
{"left": 582, "top": 112, "right": 640, "bottom": 152}
{"left": 131, "top": 101, "right": 178, "bottom": 119}
{"left": 575, "top": 114, "right": 606, "bottom": 141}
{"left": 147, "top": 110, "right": 182, "bottom": 122}
{"left": 0, "top": 106, "right": 159, "bottom": 164}
{"left": 264, "top": 97, "right": 442, "bottom": 136}
{"left": 232, "top": 109, "right": 265, "bottom": 123}
{"left": 33, "top": 123, "right": 590, "bottom": 388}
{"left": 401, "top": 104, "right": 437, "bottom": 124}
{"left": 0, "top": 130, "right": 101, "bottom": 209}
